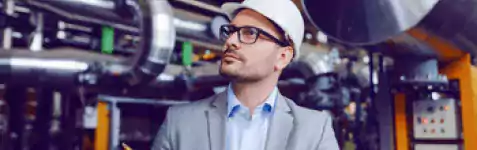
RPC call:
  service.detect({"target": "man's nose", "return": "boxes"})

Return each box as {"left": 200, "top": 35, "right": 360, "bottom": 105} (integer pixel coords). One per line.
{"left": 225, "top": 32, "right": 241, "bottom": 50}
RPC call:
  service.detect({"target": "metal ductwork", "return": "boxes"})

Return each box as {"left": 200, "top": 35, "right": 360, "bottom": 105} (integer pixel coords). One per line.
{"left": 302, "top": 0, "right": 477, "bottom": 59}
{"left": 23, "top": 0, "right": 225, "bottom": 50}
{"left": 282, "top": 44, "right": 344, "bottom": 79}
{"left": 173, "top": 9, "right": 226, "bottom": 50}
{"left": 129, "top": 0, "right": 175, "bottom": 85}
{"left": 1, "top": 0, "right": 176, "bottom": 86}
{"left": 25, "top": 0, "right": 139, "bottom": 33}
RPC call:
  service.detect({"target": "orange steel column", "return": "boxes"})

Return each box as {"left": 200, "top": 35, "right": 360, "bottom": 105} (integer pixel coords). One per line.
{"left": 440, "top": 54, "right": 477, "bottom": 150}
{"left": 394, "top": 93, "right": 409, "bottom": 150}
{"left": 94, "top": 102, "right": 110, "bottom": 150}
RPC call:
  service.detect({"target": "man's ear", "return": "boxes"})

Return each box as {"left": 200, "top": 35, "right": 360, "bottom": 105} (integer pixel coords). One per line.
{"left": 275, "top": 46, "right": 294, "bottom": 71}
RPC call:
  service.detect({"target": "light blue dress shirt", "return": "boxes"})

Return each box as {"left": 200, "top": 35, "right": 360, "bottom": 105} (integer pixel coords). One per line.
{"left": 226, "top": 84, "right": 278, "bottom": 150}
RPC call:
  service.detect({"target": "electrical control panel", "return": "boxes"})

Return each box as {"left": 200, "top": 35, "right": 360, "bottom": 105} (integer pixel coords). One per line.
{"left": 413, "top": 99, "right": 459, "bottom": 139}
{"left": 414, "top": 144, "right": 459, "bottom": 150}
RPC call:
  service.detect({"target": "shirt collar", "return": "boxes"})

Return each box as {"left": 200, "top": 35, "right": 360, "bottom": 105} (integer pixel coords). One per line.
{"left": 227, "top": 83, "right": 278, "bottom": 118}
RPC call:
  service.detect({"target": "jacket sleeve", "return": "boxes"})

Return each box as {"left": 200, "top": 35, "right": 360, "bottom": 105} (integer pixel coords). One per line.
{"left": 316, "top": 114, "right": 340, "bottom": 150}
{"left": 152, "top": 108, "right": 173, "bottom": 150}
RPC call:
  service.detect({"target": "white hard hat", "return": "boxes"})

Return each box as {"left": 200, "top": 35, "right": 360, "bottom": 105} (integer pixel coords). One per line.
{"left": 221, "top": 0, "right": 305, "bottom": 59}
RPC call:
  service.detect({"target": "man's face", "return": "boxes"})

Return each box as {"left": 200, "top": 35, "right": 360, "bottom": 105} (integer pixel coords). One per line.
{"left": 219, "top": 9, "right": 293, "bottom": 82}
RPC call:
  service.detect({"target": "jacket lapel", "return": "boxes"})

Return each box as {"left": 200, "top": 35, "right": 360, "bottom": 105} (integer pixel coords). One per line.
{"left": 265, "top": 93, "right": 294, "bottom": 150}
{"left": 206, "top": 92, "right": 227, "bottom": 150}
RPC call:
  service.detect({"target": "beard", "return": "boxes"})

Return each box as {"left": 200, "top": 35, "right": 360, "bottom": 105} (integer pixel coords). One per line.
{"left": 219, "top": 62, "right": 270, "bottom": 83}
{"left": 219, "top": 49, "right": 243, "bottom": 79}
{"left": 219, "top": 47, "right": 276, "bottom": 82}
{"left": 219, "top": 62, "right": 239, "bottom": 79}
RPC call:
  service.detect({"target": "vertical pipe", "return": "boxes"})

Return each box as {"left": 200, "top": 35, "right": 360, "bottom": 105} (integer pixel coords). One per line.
{"left": 50, "top": 91, "right": 61, "bottom": 149}
{"left": 2, "top": 0, "right": 14, "bottom": 49}
{"left": 109, "top": 101, "right": 120, "bottom": 150}
{"left": 368, "top": 51, "right": 377, "bottom": 107}
{"left": 29, "top": 13, "right": 44, "bottom": 51}
{"left": 375, "top": 54, "right": 394, "bottom": 150}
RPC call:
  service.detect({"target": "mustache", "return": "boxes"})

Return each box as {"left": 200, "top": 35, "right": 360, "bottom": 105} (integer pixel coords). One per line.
{"left": 223, "top": 48, "right": 244, "bottom": 61}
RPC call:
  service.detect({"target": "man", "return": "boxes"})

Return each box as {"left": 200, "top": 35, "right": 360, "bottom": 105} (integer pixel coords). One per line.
{"left": 153, "top": 0, "right": 339, "bottom": 150}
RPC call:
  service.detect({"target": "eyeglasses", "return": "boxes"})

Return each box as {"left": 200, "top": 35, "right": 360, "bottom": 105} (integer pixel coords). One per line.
{"left": 219, "top": 24, "right": 290, "bottom": 47}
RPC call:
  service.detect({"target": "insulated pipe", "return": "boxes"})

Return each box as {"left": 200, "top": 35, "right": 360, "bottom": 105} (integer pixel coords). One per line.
{"left": 125, "top": 0, "right": 175, "bottom": 85}
{"left": 21, "top": 0, "right": 176, "bottom": 85}
{"left": 25, "top": 0, "right": 138, "bottom": 33}
{"left": 301, "top": 0, "right": 437, "bottom": 45}
{"left": 23, "top": 0, "right": 222, "bottom": 51}
{"left": 2, "top": 0, "right": 14, "bottom": 49}
{"left": 302, "top": 0, "right": 477, "bottom": 59}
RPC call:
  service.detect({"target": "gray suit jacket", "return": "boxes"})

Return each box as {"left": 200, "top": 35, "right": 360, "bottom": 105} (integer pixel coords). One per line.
{"left": 152, "top": 91, "right": 339, "bottom": 150}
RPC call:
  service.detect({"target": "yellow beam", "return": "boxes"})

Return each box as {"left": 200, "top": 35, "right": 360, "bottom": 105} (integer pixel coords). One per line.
{"left": 95, "top": 102, "right": 109, "bottom": 150}
{"left": 440, "top": 54, "right": 477, "bottom": 150}
{"left": 394, "top": 93, "right": 409, "bottom": 150}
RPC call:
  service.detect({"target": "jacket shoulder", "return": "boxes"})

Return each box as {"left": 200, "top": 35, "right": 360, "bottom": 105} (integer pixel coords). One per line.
{"left": 287, "top": 99, "right": 339, "bottom": 149}
{"left": 286, "top": 98, "right": 332, "bottom": 123}
{"left": 287, "top": 99, "right": 336, "bottom": 147}
{"left": 167, "top": 94, "right": 216, "bottom": 116}
{"left": 287, "top": 99, "right": 333, "bottom": 132}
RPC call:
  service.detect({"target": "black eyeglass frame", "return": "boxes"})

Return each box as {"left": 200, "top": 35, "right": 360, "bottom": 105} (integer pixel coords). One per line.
{"left": 219, "top": 24, "right": 291, "bottom": 47}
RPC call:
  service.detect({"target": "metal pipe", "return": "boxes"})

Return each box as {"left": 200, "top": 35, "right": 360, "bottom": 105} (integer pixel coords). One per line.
{"left": 109, "top": 101, "right": 120, "bottom": 150}
{"left": 375, "top": 54, "right": 394, "bottom": 150}
{"left": 302, "top": 0, "right": 438, "bottom": 45}
{"left": 27, "top": 0, "right": 222, "bottom": 50}
{"left": 174, "top": 0, "right": 223, "bottom": 15}
{"left": 98, "top": 95, "right": 191, "bottom": 106}
{"left": 2, "top": 0, "right": 15, "bottom": 50}
{"left": 29, "top": 12, "right": 44, "bottom": 51}
{"left": 15, "top": 0, "right": 176, "bottom": 86}
{"left": 302, "top": 0, "right": 477, "bottom": 58}
{"left": 26, "top": 0, "right": 137, "bottom": 33}
{"left": 125, "top": 0, "right": 175, "bottom": 85}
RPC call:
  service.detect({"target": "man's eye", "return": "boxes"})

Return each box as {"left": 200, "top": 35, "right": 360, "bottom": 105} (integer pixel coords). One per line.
{"left": 242, "top": 28, "right": 258, "bottom": 36}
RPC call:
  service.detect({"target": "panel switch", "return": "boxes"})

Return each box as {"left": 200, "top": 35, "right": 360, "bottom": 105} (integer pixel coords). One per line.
{"left": 427, "top": 106, "right": 434, "bottom": 113}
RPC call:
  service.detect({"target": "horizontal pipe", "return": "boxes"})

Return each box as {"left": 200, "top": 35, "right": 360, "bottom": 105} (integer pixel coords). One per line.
{"left": 98, "top": 95, "right": 191, "bottom": 106}
{"left": 19, "top": 0, "right": 177, "bottom": 85}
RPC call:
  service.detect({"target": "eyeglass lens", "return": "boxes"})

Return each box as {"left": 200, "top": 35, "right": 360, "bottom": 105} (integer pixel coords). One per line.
{"left": 220, "top": 25, "right": 260, "bottom": 44}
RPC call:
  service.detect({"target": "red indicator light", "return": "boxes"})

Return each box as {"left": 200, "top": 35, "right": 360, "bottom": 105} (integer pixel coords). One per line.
{"left": 423, "top": 118, "right": 429, "bottom": 124}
